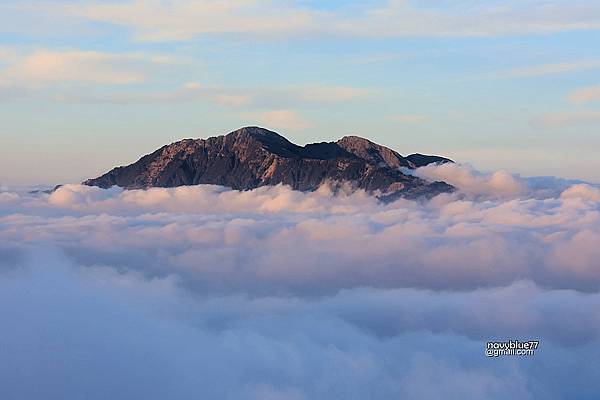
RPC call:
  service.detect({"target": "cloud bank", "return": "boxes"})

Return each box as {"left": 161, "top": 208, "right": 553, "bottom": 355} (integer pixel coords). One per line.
{"left": 2, "top": 164, "right": 600, "bottom": 399}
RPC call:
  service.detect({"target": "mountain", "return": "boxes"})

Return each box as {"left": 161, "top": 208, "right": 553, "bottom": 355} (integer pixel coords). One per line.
{"left": 83, "top": 126, "right": 454, "bottom": 201}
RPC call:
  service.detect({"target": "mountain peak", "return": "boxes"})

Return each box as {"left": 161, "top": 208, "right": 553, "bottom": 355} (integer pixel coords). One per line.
{"left": 84, "top": 127, "right": 454, "bottom": 201}
{"left": 228, "top": 126, "right": 302, "bottom": 158}
{"left": 336, "top": 135, "right": 411, "bottom": 169}
{"left": 230, "top": 126, "right": 288, "bottom": 141}
{"left": 338, "top": 135, "right": 374, "bottom": 144}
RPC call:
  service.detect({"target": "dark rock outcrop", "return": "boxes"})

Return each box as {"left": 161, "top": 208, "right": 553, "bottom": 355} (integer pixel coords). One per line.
{"left": 84, "top": 126, "right": 454, "bottom": 200}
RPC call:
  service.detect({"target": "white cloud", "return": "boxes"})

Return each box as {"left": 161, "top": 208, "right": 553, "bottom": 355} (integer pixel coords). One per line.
{"left": 43, "top": 0, "right": 600, "bottom": 42}
{"left": 567, "top": 84, "right": 600, "bottom": 104}
{"left": 409, "top": 163, "right": 528, "bottom": 199}
{"left": 65, "top": 0, "right": 319, "bottom": 41}
{"left": 54, "top": 82, "right": 252, "bottom": 105}
{"left": 0, "top": 50, "right": 374, "bottom": 108}
{"left": 387, "top": 114, "right": 427, "bottom": 124}
{"left": 244, "top": 110, "right": 313, "bottom": 131}
{"left": 2, "top": 171, "right": 600, "bottom": 398}
{"left": 0, "top": 167, "right": 596, "bottom": 294}
{"left": 480, "top": 60, "right": 600, "bottom": 79}
{"left": 6, "top": 251, "right": 594, "bottom": 399}
{"left": 295, "top": 85, "right": 374, "bottom": 103}
{"left": 0, "top": 50, "right": 172, "bottom": 86}
{"left": 531, "top": 110, "right": 600, "bottom": 128}
{"left": 54, "top": 83, "right": 373, "bottom": 108}
{"left": 560, "top": 183, "right": 600, "bottom": 201}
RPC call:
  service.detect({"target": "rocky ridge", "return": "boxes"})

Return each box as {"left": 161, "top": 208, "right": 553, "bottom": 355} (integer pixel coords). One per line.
{"left": 84, "top": 126, "right": 454, "bottom": 201}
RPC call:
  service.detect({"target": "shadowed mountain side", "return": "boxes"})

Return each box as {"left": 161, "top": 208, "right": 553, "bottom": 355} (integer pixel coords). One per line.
{"left": 84, "top": 127, "right": 454, "bottom": 200}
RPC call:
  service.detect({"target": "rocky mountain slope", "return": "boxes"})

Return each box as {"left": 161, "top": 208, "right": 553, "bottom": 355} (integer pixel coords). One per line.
{"left": 84, "top": 126, "right": 454, "bottom": 200}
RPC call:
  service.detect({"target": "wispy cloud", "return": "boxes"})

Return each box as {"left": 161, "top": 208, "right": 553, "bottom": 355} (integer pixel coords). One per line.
{"left": 294, "top": 85, "right": 374, "bottom": 103}
{"left": 66, "top": 0, "right": 320, "bottom": 42}
{"left": 0, "top": 47, "right": 373, "bottom": 107}
{"left": 531, "top": 110, "right": 600, "bottom": 128}
{"left": 52, "top": 82, "right": 373, "bottom": 109}
{"left": 387, "top": 114, "right": 427, "bottom": 124}
{"left": 567, "top": 84, "right": 600, "bottom": 104}
{"left": 32, "top": 0, "right": 600, "bottom": 42}
{"left": 0, "top": 49, "right": 173, "bottom": 88}
{"left": 244, "top": 110, "right": 313, "bottom": 131}
{"left": 479, "top": 60, "right": 600, "bottom": 79}
{"left": 336, "top": 0, "right": 600, "bottom": 38}
{"left": 54, "top": 82, "right": 251, "bottom": 106}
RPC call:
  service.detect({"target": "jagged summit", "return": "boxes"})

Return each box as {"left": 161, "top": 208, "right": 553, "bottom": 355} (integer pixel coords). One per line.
{"left": 84, "top": 126, "right": 454, "bottom": 201}
{"left": 234, "top": 127, "right": 301, "bottom": 157}
{"left": 336, "top": 135, "right": 412, "bottom": 169}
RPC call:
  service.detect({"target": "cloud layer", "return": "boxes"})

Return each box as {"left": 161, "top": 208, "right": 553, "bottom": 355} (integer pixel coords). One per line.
{"left": 5, "top": 1, "right": 600, "bottom": 42}
{"left": 2, "top": 164, "right": 600, "bottom": 399}
{"left": 61, "top": 0, "right": 600, "bottom": 41}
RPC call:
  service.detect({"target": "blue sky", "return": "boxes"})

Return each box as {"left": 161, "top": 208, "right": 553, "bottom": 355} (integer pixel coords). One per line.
{"left": 1, "top": 0, "right": 600, "bottom": 185}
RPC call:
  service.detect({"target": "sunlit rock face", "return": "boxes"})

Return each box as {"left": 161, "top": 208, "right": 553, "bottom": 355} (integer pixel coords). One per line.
{"left": 84, "top": 126, "right": 454, "bottom": 200}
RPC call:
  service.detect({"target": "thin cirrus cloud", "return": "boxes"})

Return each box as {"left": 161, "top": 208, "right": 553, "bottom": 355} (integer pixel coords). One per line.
{"left": 0, "top": 49, "right": 173, "bottom": 90}
{"left": 293, "top": 85, "right": 374, "bottom": 103}
{"left": 52, "top": 82, "right": 373, "bottom": 109}
{"left": 567, "top": 84, "right": 600, "bottom": 104}
{"left": 387, "top": 114, "right": 427, "bottom": 124}
{"left": 529, "top": 79, "right": 600, "bottom": 130}
{"left": 531, "top": 110, "right": 600, "bottom": 128}
{"left": 46, "top": 0, "right": 600, "bottom": 42}
{"left": 244, "top": 110, "right": 313, "bottom": 131}
{"left": 53, "top": 82, "right": 254, "bottom": 106}
{"left": 477, "top": 60, "right": 600, "bottom": 80}
{"left": 65, "top": 0, "right": 320, "bottom": 41}
{"left": 0, "top": 47, "right": 373, "bottom": 109}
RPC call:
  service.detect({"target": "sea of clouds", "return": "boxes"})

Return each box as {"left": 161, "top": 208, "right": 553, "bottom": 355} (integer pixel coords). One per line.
{"left": 1, "top": 163, "right": 600, "bottom": 399}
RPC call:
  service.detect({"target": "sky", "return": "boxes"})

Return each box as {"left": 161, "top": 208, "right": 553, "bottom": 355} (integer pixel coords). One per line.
{"left": 1, "top": 0, "right": 600, "bottom": 185}
{"left": 2, "top": 4, "right": 600, "bottom": 396}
